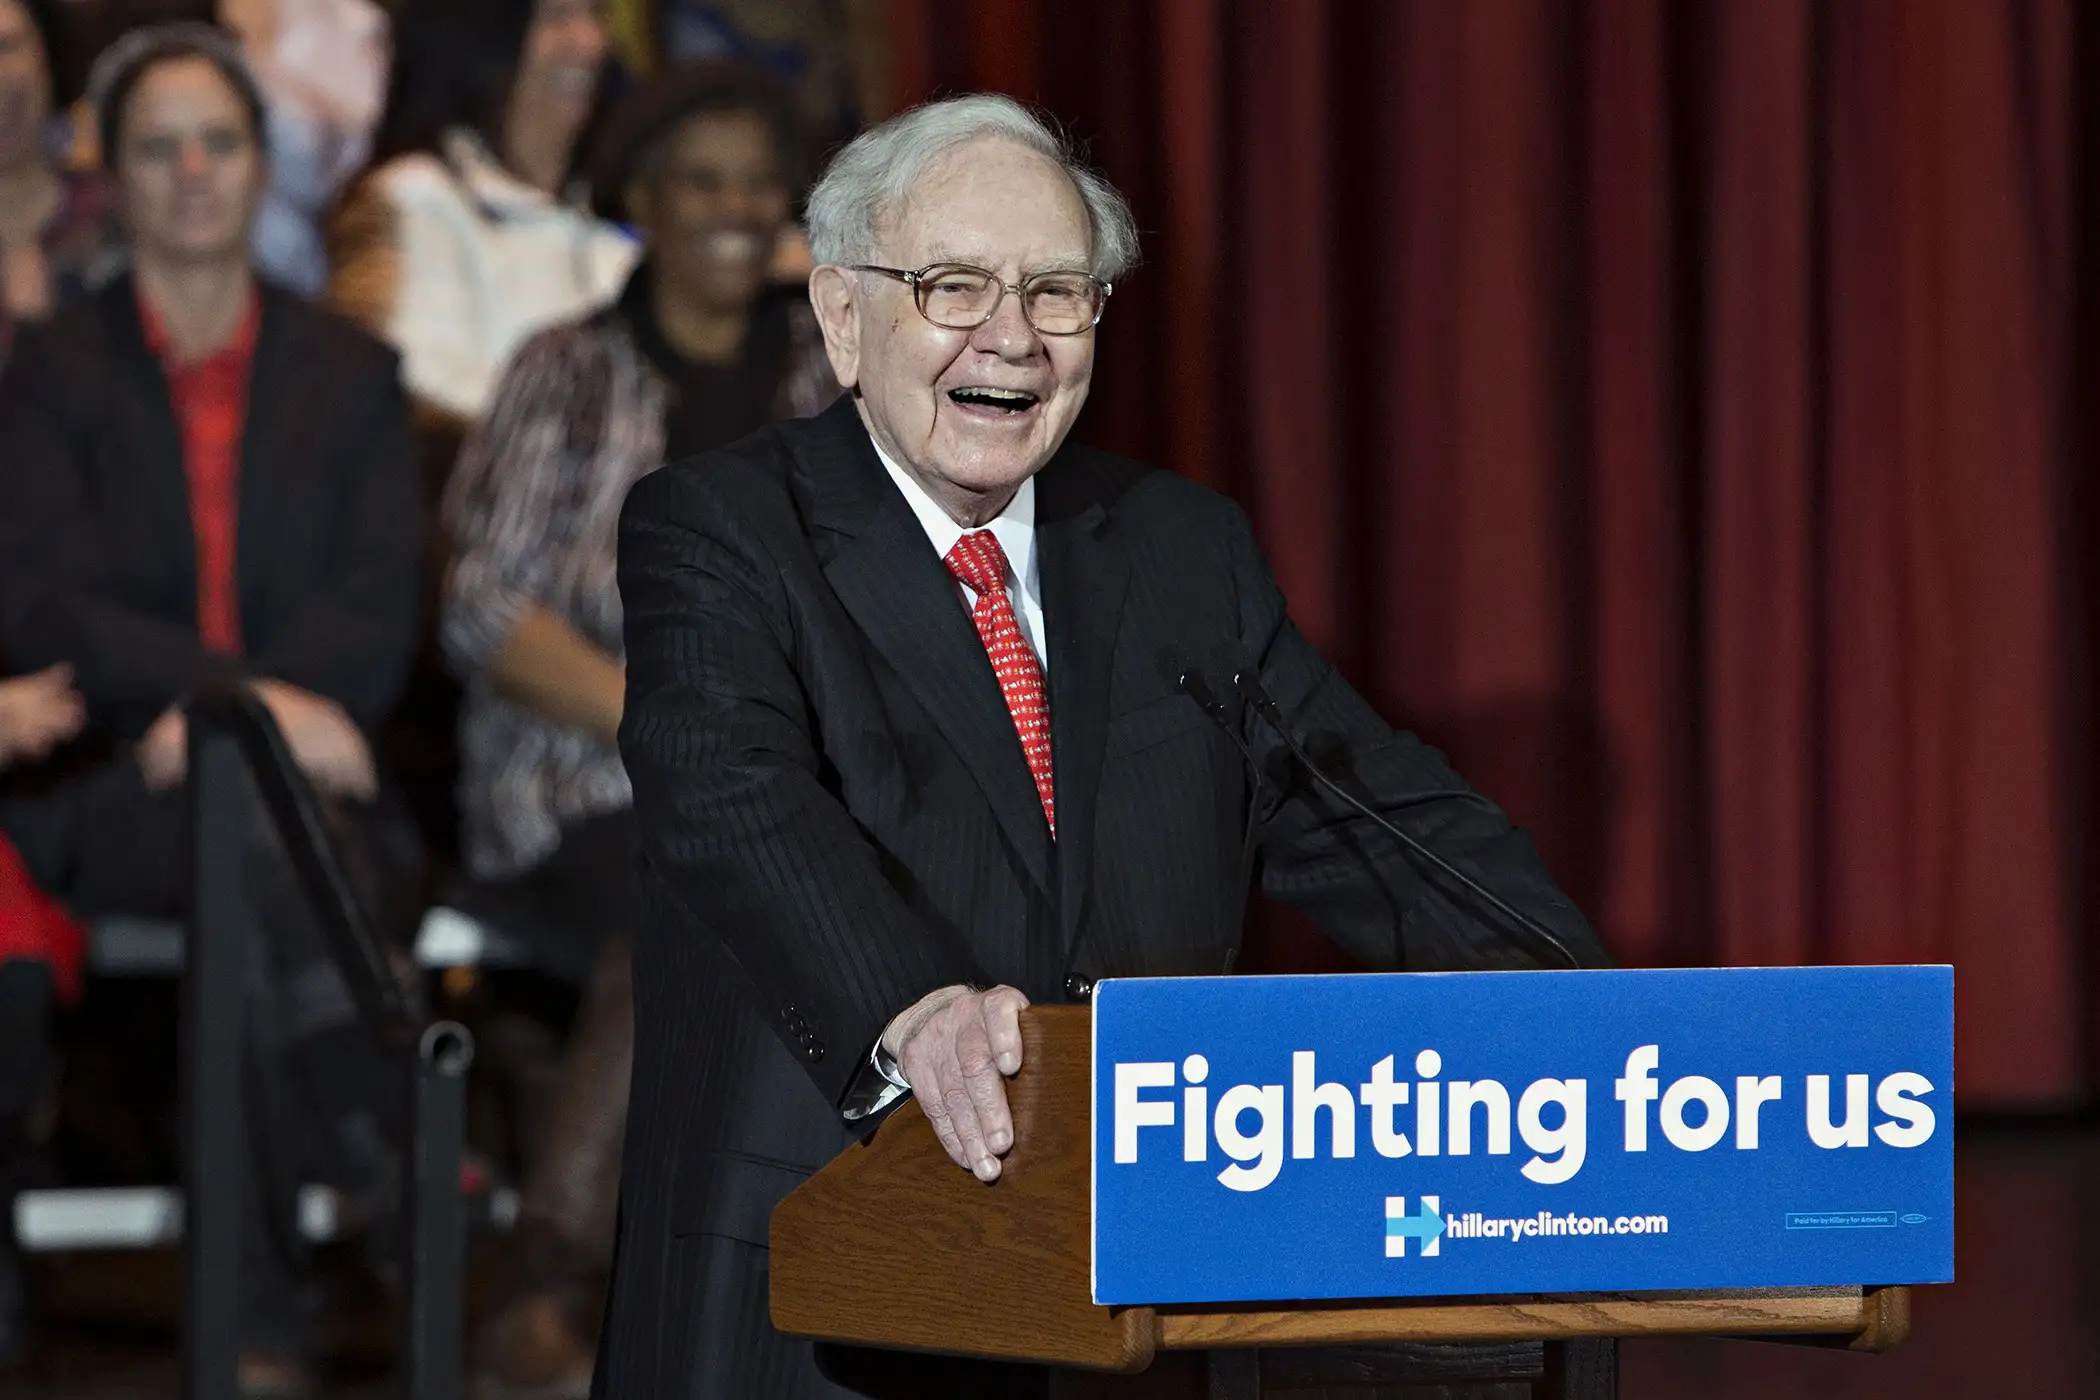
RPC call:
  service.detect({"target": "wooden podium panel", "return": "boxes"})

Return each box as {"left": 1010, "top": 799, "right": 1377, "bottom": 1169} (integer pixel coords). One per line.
{"left": 1154, "top": 1282, "right": 1908, "bottom": 1351}
{"left": 770, "top": 1004, "right": 1153, "bottom": 1370}
{"left": 770, "top": 1005, "right": 1911, "bottom": 1374}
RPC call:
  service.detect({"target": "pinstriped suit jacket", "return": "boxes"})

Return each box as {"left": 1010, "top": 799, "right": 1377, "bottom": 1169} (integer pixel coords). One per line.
{"left": 603, "top": 397, "right": 1606, "bottom": 1395}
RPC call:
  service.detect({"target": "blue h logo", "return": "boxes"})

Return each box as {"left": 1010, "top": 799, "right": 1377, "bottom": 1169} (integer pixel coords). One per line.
{"left": 1385, "top": 1195, "right": 1444, "bottom": 1258}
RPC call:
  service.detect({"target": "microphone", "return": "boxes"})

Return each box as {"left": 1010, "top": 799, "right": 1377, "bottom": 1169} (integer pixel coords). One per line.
{"left": 1177, "top": 668, "right": 1265, "bottom": 973}
{"left": 1177, "top": 668, "right": 1256, "bottom": 771}
{"left": 1219, "top": 668, "right": 1588, "bottom": 971}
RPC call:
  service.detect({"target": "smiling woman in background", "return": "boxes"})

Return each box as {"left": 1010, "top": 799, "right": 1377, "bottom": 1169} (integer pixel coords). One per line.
{"left": 329, "top": 0, "right": 636, "bottom": 429}
{"left": 441, "top": 60, "right": 834, "bottom": 1399}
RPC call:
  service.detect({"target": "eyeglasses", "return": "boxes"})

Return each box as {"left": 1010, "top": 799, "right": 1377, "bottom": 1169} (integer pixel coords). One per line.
{"left": 851, "top": 262, "right": 1112, "bottom": 336}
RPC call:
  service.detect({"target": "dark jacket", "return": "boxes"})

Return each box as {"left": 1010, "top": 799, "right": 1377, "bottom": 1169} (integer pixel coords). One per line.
{"left": 601, "top": 397, "right": 1608, "bottom": 1397}
{"left": 0, "top": 276, "right": 423, "bottom": 739}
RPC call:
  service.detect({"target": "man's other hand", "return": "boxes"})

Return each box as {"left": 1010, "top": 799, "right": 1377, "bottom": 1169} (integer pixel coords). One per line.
{"left": 883, "top": 984, "right": 1029, "bottom": 1182}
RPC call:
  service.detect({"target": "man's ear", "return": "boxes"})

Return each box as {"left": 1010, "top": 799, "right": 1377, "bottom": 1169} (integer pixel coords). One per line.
{"left": 806, "top": 265, "right": 862, "bottom": 391}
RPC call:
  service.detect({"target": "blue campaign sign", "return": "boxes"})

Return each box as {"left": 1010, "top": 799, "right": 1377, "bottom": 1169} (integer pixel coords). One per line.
{"left": 1090, "top": 966, "right": 1953, "bottom": 1306}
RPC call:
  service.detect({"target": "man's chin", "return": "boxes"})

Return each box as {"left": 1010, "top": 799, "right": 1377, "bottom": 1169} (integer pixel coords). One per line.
{"left": 930, "top": 450, "right": 1052, "bottom": 502}
{"left": 937, "top": 423, "right": 1073, "bottom": 482}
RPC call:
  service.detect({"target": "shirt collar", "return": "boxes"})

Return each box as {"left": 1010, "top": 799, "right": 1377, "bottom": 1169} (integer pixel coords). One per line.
{"left": 869, "top": 432, "right": 1037, "bottom": 597}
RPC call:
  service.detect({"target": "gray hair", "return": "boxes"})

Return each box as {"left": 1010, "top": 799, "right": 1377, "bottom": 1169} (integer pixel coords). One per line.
{"left": 805, "top": 93, "right": 1140, "bottom": 282}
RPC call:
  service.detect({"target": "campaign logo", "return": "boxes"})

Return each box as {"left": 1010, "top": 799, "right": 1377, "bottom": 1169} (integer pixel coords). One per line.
{"left": 1384, "top": 1195, "right": 1443, "bottom": 1258}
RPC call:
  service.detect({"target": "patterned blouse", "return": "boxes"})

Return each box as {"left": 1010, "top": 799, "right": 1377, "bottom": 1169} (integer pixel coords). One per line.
{"left": 441, "top": 271, "right": 838, "bottom": 879}
{"left": 0, "top": 170, "right": 124, "bottom": 375}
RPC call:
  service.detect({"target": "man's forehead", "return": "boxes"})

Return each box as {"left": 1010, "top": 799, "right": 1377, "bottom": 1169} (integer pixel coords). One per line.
{"left": 909, "top": 242, "right": 1092, "bottom": 275}
{"left": 880, "top": 139, "right": 1093, "bottom": 271}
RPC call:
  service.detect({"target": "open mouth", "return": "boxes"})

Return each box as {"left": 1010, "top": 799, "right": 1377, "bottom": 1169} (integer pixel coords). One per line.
{"left": 948, "top": 387, "right": 1040, "bottom": 414}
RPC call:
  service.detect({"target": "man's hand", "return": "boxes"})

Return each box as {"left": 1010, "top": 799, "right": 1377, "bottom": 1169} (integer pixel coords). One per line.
{"left": 252, "top": 681, "right": 377, "bottom": 801}
{"left": 0, "top": 665, "right": 85, "bottom": 768}
{"left": 884, "top": 984, "right": 1029, "bottom": 1182}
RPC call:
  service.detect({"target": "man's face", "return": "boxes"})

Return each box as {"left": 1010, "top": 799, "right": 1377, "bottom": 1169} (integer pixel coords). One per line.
{"left": 812, "top": 137, "right": 1097, "bottom": 524}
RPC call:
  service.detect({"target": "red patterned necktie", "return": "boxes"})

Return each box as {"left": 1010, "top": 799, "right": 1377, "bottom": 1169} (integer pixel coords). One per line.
{"left": 943, "top": 530, "right": 1055, "bottom": 836}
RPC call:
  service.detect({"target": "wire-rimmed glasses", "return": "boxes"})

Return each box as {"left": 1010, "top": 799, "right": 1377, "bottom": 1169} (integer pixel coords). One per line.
{"left": 851, "top": 262, "right": 1112, "bottom": 336}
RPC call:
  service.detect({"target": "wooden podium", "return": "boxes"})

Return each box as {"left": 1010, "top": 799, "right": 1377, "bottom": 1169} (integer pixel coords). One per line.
{"left": 772, "top": 1006, "right": 1911, "bottom": 1398}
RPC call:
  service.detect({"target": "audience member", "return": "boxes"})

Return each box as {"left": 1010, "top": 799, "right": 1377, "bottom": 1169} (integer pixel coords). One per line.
{"left": 0, "top": 0, "right": 116, "bottom": 1356}
{"left": 0, "top": 0, "right": 123, "bottom": 373}
{"left": 221, "top": 0, "right": 389, "bottom": 296}
{"left": 440, "top": 61, "right": 834, "bottom": 1398}
{"left": 329, "top": 0, "right": 636, "bottom": 428}
{"left": 0, "top": 25, "right": 423, "bottom": 1394}
{"left": 0, "top": 661, "right": 83, "bottom": 1366}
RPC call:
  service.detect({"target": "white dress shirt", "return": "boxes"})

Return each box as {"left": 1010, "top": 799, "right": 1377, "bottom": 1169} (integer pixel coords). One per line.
{"left": 871, "top": 438, "right": 1048, "bottom": 671}
{"left": 843, "top": 439, "right": 1051, "bottom": 1119}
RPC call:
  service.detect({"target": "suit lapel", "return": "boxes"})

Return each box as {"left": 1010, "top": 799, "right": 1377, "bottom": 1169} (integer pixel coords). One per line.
{"left": 801, "top": 402, "right": 1055, "bottom": 892}
{"left": 1036, "top": 458, "right": 1129, "bottom": 957}
{"left": 105, "top": 284, "right": 198, "bottom": 603}
{"left": 237, "top": 291, "right": 301, "bottom": 633}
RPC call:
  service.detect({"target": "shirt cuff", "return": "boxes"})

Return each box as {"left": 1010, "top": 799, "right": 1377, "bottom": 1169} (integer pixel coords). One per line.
{"left": 840, "top": 1038, "right": 911, "bottom": 1122}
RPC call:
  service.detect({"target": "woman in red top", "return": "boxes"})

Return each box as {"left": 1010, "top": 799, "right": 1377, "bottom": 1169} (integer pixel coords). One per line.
{"left": 0, "top": 26, "right": 424, "bottom": 1395}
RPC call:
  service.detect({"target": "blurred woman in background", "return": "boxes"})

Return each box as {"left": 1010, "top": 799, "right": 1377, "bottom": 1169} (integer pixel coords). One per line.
{"left": 0, "top": 0, "right": 121, "bottom": 373}
{"left": 0, "top": 26, "right": 423, "bottom": 1393}
{"left": 442, "top": 61, "right": 833, "bottom": 1399}
{"left": 0, "top": 0, "right": 109, "bottom": 1360}
{"left": 0, "top": 661, "right": 81, "bottom": 1368}
{"left": 330, "top": 0, "right": 636, "bottom": 429}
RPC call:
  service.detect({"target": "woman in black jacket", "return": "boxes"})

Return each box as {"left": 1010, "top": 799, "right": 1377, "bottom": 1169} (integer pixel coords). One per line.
{"left": 0, "top": 26, "right": 422, "bottom": 1395}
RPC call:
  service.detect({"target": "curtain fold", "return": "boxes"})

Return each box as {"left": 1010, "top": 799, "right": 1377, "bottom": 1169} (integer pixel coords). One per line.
{"left": 889, "top": 0, "right": 2086, "bottom": 1105}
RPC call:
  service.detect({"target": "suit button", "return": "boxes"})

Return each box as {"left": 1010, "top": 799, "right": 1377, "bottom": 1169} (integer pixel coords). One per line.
{"left": 803, "top": 1042, "right": 825, "bottom": 1063}
{"left": 1064, "top": 975, "right": 1094, "bottom": 1002}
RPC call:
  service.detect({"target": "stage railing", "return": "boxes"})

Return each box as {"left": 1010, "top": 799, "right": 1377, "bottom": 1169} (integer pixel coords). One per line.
{"left": 184, "top": 690, "right": 471, "bottom": 1400}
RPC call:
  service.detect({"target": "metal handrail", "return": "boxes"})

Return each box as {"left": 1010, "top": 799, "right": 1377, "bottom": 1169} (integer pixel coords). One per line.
{"left": 184, "top": 689, "right": 472, "bottom": 1400}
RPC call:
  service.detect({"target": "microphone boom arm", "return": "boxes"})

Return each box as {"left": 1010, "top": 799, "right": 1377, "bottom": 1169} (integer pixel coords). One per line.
{"left": 1221, "top": 670, "right": 1588, "bottom": 971}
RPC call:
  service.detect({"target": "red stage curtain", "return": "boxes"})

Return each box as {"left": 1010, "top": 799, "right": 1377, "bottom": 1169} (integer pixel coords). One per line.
{"left": 887, "top": 0, "right": 2086, "bottom": 1107}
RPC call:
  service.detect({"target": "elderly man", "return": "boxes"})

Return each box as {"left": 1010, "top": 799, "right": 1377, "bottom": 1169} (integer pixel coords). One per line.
{"left": 603, "top": 94, "right": 1608, "bottom": 1399}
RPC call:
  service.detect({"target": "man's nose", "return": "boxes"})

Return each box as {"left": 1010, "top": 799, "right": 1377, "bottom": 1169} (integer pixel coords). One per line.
{"left": 969, "top": 286, "right": 1040, "bottom": 358}
{"left": 177, "top": 137, "right": 210, "bottom": 177}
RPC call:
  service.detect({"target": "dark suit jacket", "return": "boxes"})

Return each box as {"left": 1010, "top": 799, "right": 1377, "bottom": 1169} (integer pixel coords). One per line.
{"left": 603, "top": 398, "right": 1607, "bottom": 1397}
{"left": 0, "top": 276, "right": 423, "bottom": 740}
